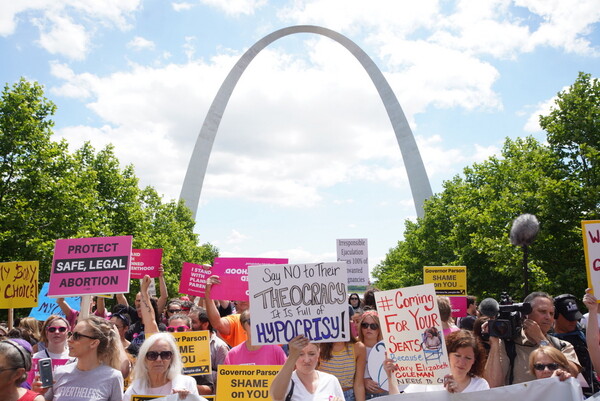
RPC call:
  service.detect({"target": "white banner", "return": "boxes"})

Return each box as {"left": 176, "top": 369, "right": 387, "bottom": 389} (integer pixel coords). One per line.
{"left": 377, "top": 377, "right": 583, "bottom": 401}
{"left": 336, "top": 238, "right": 369, "bottom": 288}
{"left": 249, "top": 262, "right": 349, "bottom": 345}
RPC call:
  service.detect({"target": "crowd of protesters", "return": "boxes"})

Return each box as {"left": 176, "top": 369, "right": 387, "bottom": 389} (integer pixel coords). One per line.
{"left": 2, "top": 267, "right": 600, "bottom": 400}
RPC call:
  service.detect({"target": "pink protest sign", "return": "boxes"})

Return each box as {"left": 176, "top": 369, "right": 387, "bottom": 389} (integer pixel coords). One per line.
{"left": 210, "top": 257, "right": 288, "bottom": 301}
{"left": 179, "top": 263, "right": 213, "bottom": 296}
{"left": 130, "top": 248, "right": 163, "bottom": 279}
{"left": 27, "top": 358, "right": 69, "bottom": 386}
{"left": 48, "top": 236, "right": 132, "bottom": 297}
{"left": 448, "top": 296, "right": 467, "bottom": 318}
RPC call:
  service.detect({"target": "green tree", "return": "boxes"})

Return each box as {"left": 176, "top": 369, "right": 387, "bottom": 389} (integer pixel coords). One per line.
{"left": 374, "top": 137, "right": 584, "bottom": 299}
{"left": 0, "top": 78, "right": 218, "bottom": 317}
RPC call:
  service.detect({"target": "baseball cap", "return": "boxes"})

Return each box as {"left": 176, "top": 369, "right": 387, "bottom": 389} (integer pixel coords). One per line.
{"left": 554, "top": 294, "right": 583, "bottom": 321}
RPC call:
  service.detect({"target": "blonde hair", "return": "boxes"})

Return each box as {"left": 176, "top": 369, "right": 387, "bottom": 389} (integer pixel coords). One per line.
{"left": 81, "top": 316, "right": 122, "bottom": 370}
{"left": 19, "top": 317, "right": 41, "bottom": 342}
{"left": 529, "top": 346, "right": 569, "bottom": 375}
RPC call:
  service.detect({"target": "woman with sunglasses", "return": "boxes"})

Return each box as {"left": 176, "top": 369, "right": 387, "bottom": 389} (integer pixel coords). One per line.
{"left": 1, "top": 340, "right": 45, "bottom": 401}
{"left": 34, "top": 315, "right": 123, "bottom": 401}
{"left": 358, "top": 311, "right": 387, "bottom": 399}
{"left": 123, "top": 333, "right": 205, "bottom": 401}
{"left": 529, "top": 346, "right": 573, "bottom": 381}
{"left": 33, "top": 316, "right": 70, "bottom": 362}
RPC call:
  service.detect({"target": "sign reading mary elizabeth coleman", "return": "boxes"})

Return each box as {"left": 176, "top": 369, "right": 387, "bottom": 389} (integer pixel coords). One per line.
{"left": 48, "top": 236, "right": 133, "bottom": 297}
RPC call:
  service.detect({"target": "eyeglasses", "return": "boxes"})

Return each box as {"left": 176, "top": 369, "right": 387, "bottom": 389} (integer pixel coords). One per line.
{"left": 350, "top": 297, "right": 359, "bottom": 301}
{"left": 361, "top": 322, "right": 380, "bottom": 330}
{"left": 68, "top": 331, "right": 98, "bottom": 341}
{"left": 0, "top": 367, "right": 18, "bottom": 373}
{"left": 533, "top": 363, "right": 561, "bottom": 371}
{"left": 167, "top": 325, "right": 189, "bottom": 332}
{"left": 47, "top": 326, "right": 68, "bottom": 333}
{"left": 168, "top": 309, "right": 182, "bottom": 314}
{"left": 146, "top": 351, "right": 173, "bottom": 361}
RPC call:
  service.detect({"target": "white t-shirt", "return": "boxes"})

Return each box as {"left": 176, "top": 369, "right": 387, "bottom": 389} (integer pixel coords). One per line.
{"left": 579, "top": 312, "right": 600, "bottom": 331}
{"left": 285, "top": 370, "right": 345, "bottom": 401}
{"left": 403, "top": 376, "right": 489, "bottom": 393}
{"left": 123, "top": 375, "right": 199, "bottom": 401}
{"left": 34, "top": 348, "right": 70, "bottom": 360}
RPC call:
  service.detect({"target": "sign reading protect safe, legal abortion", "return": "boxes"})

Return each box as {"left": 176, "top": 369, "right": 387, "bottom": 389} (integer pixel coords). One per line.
{"left": 423, "top": 266, "right": 467, "bottom": 295}
{"left": 49, "top": 236, "right": 132, "bottom": 296}
{"left": 0, "top": 261, "right": 39, "bottom": 308}
{"left": 249, "top": 262, "right": 349, "bottom": 345}
{"left": 375, "top": 283, "right": 450, "bottom": 386}
{"left": 583, "top": 220, "right": 600, "bottom": 293}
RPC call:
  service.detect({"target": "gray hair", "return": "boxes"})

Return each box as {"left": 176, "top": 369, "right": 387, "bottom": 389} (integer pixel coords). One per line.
{"left": 133, "top": 332, "right": 183, "bottom": 386}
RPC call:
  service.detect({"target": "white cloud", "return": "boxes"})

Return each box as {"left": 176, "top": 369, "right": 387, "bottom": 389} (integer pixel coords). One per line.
{"left": 172, "top": 2, "right": 194, "bottom": 12}
{"left": 523, "top": 96, "right": 558, "bottom": 132}
{"left": 1, "top": 0, "right": 141, "bottom": 59}
{"left": 127, "top": 36, "right": 155, "bottom": 51}
{"left": 226, "top": 229, "right": 250, "bottom": 244}
{"left": 200, "top": 0, "right": 267, "bottom": 16}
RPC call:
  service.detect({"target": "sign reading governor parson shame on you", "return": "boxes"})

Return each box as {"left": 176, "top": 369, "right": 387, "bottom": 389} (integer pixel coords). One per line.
{"left": 249, "top": 262, "right": 349, "bottom": 345}
{"left": 48, "top": 236, "right": 132, "bottom": 297}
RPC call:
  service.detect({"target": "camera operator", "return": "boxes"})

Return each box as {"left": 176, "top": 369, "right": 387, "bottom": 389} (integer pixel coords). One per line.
{"left": 551, "top": 294, "right": 600, "bottom": 397}
{"left": 484, "top": 291, "right": 581, "bottom": 387}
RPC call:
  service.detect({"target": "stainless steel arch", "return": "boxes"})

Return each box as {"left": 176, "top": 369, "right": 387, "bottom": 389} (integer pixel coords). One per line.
{"left": 180, "top": 25, "right": 432, "bottom": 218}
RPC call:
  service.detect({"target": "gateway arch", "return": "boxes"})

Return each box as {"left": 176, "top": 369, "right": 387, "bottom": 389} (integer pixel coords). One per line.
{"left": 180, "top": 25, "right": 432, "bottom": 218}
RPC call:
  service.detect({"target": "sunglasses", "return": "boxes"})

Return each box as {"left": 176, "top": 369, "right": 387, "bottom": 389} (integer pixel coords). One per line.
{"left": 68, "top": 331, "right": 97, "bottom": 341}
{"left": 47, "top": 326, "right": 68, "bottom": 333}
{"left": 350, "top": 297, "right": 359, "bottom": 300}
{"left": 361, "top": 322, "right": 380, "bottom": 330}
{"left": 168, "top": 309, "right": 182, "bottom": 314}
{"left": 167, "top": 325, "right": 189, "bottom": 332}
{"left": 146, "top": 351, "right": 173, "bottom": 361}
{"left": 533, "top": 363, "right": 561, "bottom": 371}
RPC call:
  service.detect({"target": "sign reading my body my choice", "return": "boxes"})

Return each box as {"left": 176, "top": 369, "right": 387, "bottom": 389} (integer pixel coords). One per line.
{"left": 249, "top": 262, "right": 349, "bottom": 345}
{"left": 49, "top": 236, "right": 132, "bottom": 297}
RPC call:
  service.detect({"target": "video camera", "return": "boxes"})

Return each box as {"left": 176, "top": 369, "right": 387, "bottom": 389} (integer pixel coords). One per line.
{"left": 489, "top": 302, "right": 532, "bottom": 339}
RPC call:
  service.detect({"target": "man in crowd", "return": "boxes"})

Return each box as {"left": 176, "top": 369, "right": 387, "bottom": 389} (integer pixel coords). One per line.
{"left": 485, "top": 291, "right": 581, "bottom": 386}
{"left": 551, "top": 294, "right": 600, "bottom": 397}
{"left": 204, "top": 275, "right": 249, "bottom": 347}
{"left": 189, "top": 306, "right": 230, "bottom": 385}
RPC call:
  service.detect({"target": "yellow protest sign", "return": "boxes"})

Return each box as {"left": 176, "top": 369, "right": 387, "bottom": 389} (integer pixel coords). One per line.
{"left": 217, "top": 365, "right": 281, "bottom": 400}
{"left": 170, "top": 330, "right": 211, "bottom": 375}
{"left": 0, "top": 261, "right": 39, "bottom": 308}
{"left": 423, "top": 266, "right": 467, "bottom": 295}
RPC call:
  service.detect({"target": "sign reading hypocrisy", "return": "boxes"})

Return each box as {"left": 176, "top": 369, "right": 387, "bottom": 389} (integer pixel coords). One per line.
{"left": 49, "top": 236, "right": 133, "bottom": 297}
{"left": 249, "top": 262, "right": 349, "bottom": 345}
{"left": 374, "top": 283, "right": 450, "bottom": 386}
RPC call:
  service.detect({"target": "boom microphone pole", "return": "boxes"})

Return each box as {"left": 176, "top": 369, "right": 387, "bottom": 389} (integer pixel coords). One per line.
{"left": 510, "top": 214, "right": 539, "bottom": 300}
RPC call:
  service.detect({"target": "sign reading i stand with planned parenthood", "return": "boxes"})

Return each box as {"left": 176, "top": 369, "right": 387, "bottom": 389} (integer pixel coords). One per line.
{"left": 249, "top": 262, "right": 349, "bottom": 345}
{"left": 49, "top": 236, "right": 133, "bottom": 297}
{"left": 336, "top": 238, "right": 368, "bottom": 289}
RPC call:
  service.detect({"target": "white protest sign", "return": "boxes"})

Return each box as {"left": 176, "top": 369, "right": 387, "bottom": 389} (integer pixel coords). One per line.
{"left": 375, "top": 283, "right": 450, "bottom": 386}
{"left": 249, "top": 262, "right": 349, "bottom": 345}
{"left": 583, "top": 220, "right": 600, "bottom": 293}
{"left": 336, "top": 238, "right": 369, "bottom": 289}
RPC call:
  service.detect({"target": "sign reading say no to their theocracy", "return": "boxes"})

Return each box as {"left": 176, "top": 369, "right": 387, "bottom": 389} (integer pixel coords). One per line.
{"left": 249, "top": 262, "right": 349, "bottom": 345}
{"left": 49, "top": 236, "right": 133, "bottom": 297}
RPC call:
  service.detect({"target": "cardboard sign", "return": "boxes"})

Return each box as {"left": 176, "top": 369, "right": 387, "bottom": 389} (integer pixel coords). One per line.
{"left": 210, "top": 257, "right": 288, "bottom": 301}
{"left": 336, "top": 238, "right": 369, "bottom": 290}
{"left": 374, "top": 284, "right": 450, "bottom": 386}
{"left": 130, "top": 249, "right": 163, "bottom": 279}
{"left": 423, "top": 266, "right": 467, "bottom": 295}
{"left": 217, "top": 365, "right": 281, "bottom": 400}
{"left": 0, "top": 261, "right": 39, "bottom": 308}
{"left": 170, "top": 330, "right": 211, "bottom": 375}
{"left": 583, "top": 220, "right": 600, "bottom": 293}
{"left": 179, "top": 263, "right": 212, "bottom": 297}
{"left": 49, "top": 236, "right": 132, "bottom": 296}
{"left": 249, "top": 262, "right": 349, "bottom": 345}
{"left": 29, "top": 282, "right": 81, "bottom": 320}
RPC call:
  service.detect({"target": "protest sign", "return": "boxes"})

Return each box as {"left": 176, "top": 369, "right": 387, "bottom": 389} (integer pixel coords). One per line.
{"left": 336, "top": 238, "right": 369, "bottom": 290}
{"left": 448, "top": 296, "right": 467, "bottom": 318}
{"left": 374, "top": 283, "right": 450, "bottom": 386}
{"left": 0, "top": 261, "right": 39, "bottom": 308}
{"left": 210, "top": 257, "right": 288, "bottom": 301}
{"left": 249, "top": 262, "right": 349, "bottom": 345}
{"left": 179, "top": 263, "right": 212, "bottom": 297}
{"left": 423, "top": 266, "right": 467, "bottom": 296}
{"left": 130, "top": 249, "right": 163, "bottom": 279}
{"left": 583, "top": 220, "right": 600, "bottom": 292}
{"left": 29, "top": 282, "right": 81, "bottom": 320}
{"left": 49, "top": 235, "right": 132, "bottom": 297}
{"left": 216, "top": 365, "right": 280, "bottom": 400}
{"left": 170, "top": 330, "right": 211, "bottom": 375}
{"left": 27, "top": 358, "right": 69, "bottom": 386}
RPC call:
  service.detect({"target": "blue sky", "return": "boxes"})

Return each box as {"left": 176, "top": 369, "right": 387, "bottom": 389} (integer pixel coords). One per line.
{"left": 2, "top": 1, "right": 600, "bottom": 282}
